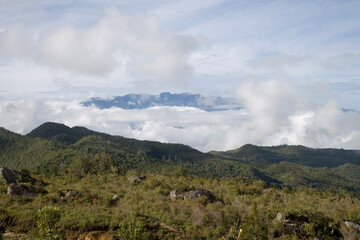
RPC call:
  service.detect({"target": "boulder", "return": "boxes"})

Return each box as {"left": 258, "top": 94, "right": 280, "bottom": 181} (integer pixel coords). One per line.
{"left": 65, "top": 190, "right": 84, "bottom": 198}
{"left": 112, "top": 194, "right": 121, "bottom": 200}
{"left": 0, "top": 167, "right": 19, "bottom": 184}
{"left": 330, "top": 197, "right": 339, "bottom": 201}
{"left": 77, "top": 231, "right": 115, "bottom": 240}
{"left": 7, "top": 183, "right": 37, "bottom": 197}
{"left": 342, "top": 221, "right": 360, "bottom": 240}
{"left": 128, "top": 175, "right": 147, "bottom": 183}
{"left": 0, "top": 167, "right": 36, "bottom": 184}
{"left": 345, "top": 221, "right": 360, "bottom": 232}
{"left": 276, "top": 212, "right": 284, "bottom": 222}
{"left": 274, "top": 212, "right": 342, "bottom": 238}
{"left": 169, "top": 189, "right": 216, "bottom": 202}
{"left": 3, "top": 231, "right": 26, "bottom": 239}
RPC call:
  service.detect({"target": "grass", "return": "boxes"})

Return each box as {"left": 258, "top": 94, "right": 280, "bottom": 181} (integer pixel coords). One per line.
{"left": 0, "top": 172, "right": 360, "bottom": 239}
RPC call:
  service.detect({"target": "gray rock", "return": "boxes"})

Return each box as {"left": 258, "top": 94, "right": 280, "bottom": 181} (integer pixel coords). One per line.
{"left": 65, "top": 190, "right": 84, "bottom": 198}
{"left": 331, "top": 197, "right": 339, "bottom": 201}
{"left": 345, "top": 221, "right": 360, "bottom": 232}
{"left": 276, "top": 212, "right": 284, "bottom": 222}
{"left": 0, "top": 167, "right": 19, "bottom": 184}
{"left": 0, "top": 167, "right": 36, "bottom": 184}
{"left": 128, "top": 175, "right": 147, "bottom": 183}
{"left": 169, "top": 189, "right": 216, "bottom": 202}
{"left": 7, "top": 183, "right": 37, "bottom": 197}
{"left": 112, "top": 194, "right": 121, "bottom": 200}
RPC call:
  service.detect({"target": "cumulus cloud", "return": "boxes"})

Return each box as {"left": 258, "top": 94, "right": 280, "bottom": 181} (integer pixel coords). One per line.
{"left": 0, "top": 8, "right": 203, "bottom": 83}
{"left": 231, "top": 79, "right": 360, "bottom": 149}
{"left": 0, "top": 23, "right": 30, "bottom": 57}
{"left": 1, "top": 81, "right": 360, "bottom": 152}
{"left": 0, "top": 99, "right": 243, "bottom": 151}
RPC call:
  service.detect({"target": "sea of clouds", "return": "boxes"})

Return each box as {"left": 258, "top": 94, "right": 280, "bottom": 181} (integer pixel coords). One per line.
{"left": 1, "top": 79, "right": 360, "bottom": 152}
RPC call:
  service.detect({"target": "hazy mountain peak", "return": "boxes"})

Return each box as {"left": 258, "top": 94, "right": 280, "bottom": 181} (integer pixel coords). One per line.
{"left": 82, "top": 92, "right": 242, "bottom": 111}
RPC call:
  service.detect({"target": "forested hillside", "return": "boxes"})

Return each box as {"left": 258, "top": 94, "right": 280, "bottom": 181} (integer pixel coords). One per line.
{"left": 1, "top": 122, "right": 360, "bottom": 191}
{"left": 1, "top": 122, "right": 360, "bottom": 239}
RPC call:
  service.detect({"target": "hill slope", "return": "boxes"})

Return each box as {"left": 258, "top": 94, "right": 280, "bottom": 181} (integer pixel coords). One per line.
{"left": 1, "top": 122, "right": 360, "bottom": 191}
{"left": 211, "top": 144, "right": 360, "bottom": 167}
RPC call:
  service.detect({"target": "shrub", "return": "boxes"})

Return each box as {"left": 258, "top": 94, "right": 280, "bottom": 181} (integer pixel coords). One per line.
{"left": 34, "top": 206, "right": 65, "bottom": 240}
{"left": 0, "top": 208, "right": 7, "bottom": 238}
{"left": 240, "top": 203, "right": 268, "bottom": 240}
{"left": 116, "top": 211, "right": 152, "bottom": 240}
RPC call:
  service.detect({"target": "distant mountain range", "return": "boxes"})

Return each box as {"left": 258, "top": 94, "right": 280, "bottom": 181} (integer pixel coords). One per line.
{"left": 82, "top": 92, "right": 242, "bottom": 111}
{"left": 1, "top": 122, "right": 360, "bottom": 191}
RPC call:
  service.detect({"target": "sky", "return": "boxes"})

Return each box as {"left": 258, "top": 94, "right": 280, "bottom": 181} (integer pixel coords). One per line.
{"left": 1, "top": 0, "right": 360, "bottom": 151}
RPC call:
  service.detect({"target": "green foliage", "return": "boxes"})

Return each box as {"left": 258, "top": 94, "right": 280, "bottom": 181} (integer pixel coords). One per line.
{"left": 116, "top": 211, "right": 151, "bottom": 240}
{"left": 3, "top": 122, "right": 360, "bottom": 239}
{"left": 2, "top": 122, "right": 360, "bottom": 191}
{"left": 221, "top": 144, "right": 360, "bottom": 168}
{"left": 272, "top": 210, "right": 342, "bottom": 239}
{"left": 0, "top": 209, "right": 5, "bottom": 240}
{"left": 0, "top": 172, "right": 359, "bottom": 239}
{"left": 34, "top": 206, "right": 65, "bottom": 240}
{"left": 240, "top": 203, "right": 268, "bottom": 240}
{"left": 68, "top": 152, "right": 114, "bottom": 178}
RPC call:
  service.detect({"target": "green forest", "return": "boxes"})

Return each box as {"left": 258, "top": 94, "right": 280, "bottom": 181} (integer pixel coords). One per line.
{"left": 1, "top": 122, "right": 360, "bottom": 239}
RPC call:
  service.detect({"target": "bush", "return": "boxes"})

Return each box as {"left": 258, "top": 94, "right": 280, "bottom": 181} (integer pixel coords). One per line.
{"left": 0, "top": 209, "right": 7, "bottom": 238}
{"left": 34, "top": 206, "right": 65, "bottom": 240}
{"left": 240, "top": 203, "right": 268, "bottom": 240}
{"left": 116, "top": 211, "right": 152, "bottom": 240}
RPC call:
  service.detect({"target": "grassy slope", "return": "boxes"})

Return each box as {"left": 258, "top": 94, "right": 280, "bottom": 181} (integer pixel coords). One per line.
{"left": 0, "top": 172, "right": 359, "bottom": 239}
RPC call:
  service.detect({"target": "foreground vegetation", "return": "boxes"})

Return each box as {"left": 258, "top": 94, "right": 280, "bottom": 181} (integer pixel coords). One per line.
{"left": 1, "top": 122, "right": 360, "bottom": 239}
{"left": 1, "top": 170, "right": 360, "bottom": 239}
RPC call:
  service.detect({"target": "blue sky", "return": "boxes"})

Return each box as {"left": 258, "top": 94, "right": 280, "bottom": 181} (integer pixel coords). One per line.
{"left": 1, "top": 0, "right": 360, "bottom": 151}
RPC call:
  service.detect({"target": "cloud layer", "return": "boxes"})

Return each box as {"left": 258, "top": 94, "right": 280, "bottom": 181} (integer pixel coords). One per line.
{"left": 0, "top": 8, "right": 202, "bottom": 83}
{"left": 1, "top": 80, "right": 360, "bottom": 152}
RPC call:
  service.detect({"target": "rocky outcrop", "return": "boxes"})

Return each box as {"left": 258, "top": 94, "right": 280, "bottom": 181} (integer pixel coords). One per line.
{"left": 273, "top": 212, "right": 342, "bottom": 239}
{"left": 342, "top": 221, "right": 360, "bottom": 240}
{"left": 128, "top": 175, "right": 147, "bottom": 183}
{"left": 7, "top": 183, "right": 37, "bottom": 197}
{"left": 65, "top": 231, "right": 115, "bottom": 240}
{"left": 0, "top": 167, "right": 19, "bottom": 184}
{"left": 65, "top": 190, "right": 85, "bottom": 198}
{"left": 330, "top": 197, "right": 339, "bottom": 201}
{"left": 345, "top": 221, "right": 360, "bottom": 231}
{"left": 3, "top": 231, "right": 26, "bottom": 239}
{"left": 112, "top": 194, "right": 121, "bottom": 200}
{"left": 0, "top": 167, "right": 36, "bottom": 184}
{"left": 77, "top": 231, "right": 115, "bottom": 240}
{"left": 275, "top": 212, "right": 284, "bottom": 222}
{"left": 169, "top": 189, "right": 216, "bottom": 202}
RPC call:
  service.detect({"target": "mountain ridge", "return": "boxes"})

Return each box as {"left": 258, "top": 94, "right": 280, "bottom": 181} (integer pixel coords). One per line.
{"left": 212, "top": 143, "right": 360, "bottom": 168}
{"left": 81, "top": 92, "right": 242, "bottom": 111}
{"left": 1, "top": 122, "right": 360, "bottom": 191}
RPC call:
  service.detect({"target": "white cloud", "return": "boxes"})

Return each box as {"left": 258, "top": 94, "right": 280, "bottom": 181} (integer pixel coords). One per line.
{"left": 232, "top": 79, "right": 360, "bottom": 149}
{"left": 0, "top": 23, "right": 30, "bottom": 57}
{"left": 0, "top": 99, "right": 244, "bottom": 151}
{"left": 0, "top": 7, "right": 203, "bottom": 84}
{"left": 1, "top": 81, "right": 360, "bottom": 152}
